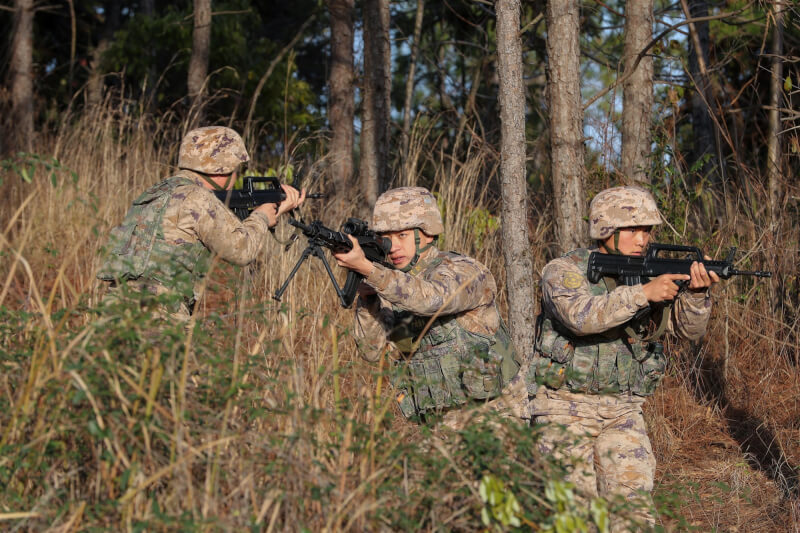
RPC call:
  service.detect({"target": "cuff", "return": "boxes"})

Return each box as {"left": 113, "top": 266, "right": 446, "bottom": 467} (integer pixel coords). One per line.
{"left": 365, "top": 263, "right": 395, "bottom": 291}
{"left": 247, "top": 210, "right": 271, "bottom": 229}
{"left": 632, "top": 285, "right": 650, "bottom": 308}
{"left": 688, "top": 287, "right": 711, "bottom": 299}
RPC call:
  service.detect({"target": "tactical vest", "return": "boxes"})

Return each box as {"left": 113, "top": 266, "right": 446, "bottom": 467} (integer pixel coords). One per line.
{"left": 389, "top": 252, "right": 520, "bottom": 417}
{"left": 97, "top": 176, "right": 211, "bottom": 304}
{"left": 533, "top": 248, "right": 668, "bottom": 397}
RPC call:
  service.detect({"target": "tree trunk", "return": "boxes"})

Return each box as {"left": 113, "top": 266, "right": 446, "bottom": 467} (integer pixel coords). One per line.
{"left": 327, "top": 0, "right": 355, "bottom": 198}
{"left": 87, "top": 0, "right": 121, "bottom": 108}
{"left": 142, "top": 0, "right": 158, "bottom": 109}
{"left": 401, "top": 0, "right": 425, "bottom": 158}
{"left": 620, "top": 0, "right": 654, "bottom": 184}
{"left": 496, "top": 0, "right": 536, "bottom": 364}
{"left": 546, "top": 0, "right": 585, "bottom": 253}
{"left": 188, "top": 0, "right": 212, "bottom": 122}
{"left": 9, "top": 0, "right": 34, "bottom": 153}
{"left": 360, "top": 0, "right": 392, "bottom": 208}
{"left": 767, "top": 1, "right": 784, "bottom": 223}
{"left": 685, "top": 0, "right": 717, "bottom": 185}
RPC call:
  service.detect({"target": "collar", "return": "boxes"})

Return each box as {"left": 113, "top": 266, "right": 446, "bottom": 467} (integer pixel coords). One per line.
{"left": 174, "top": 169, "right": 208, "bottom": 188}
{"left": 405, "top": 246, "right": 439, "bottom": 276}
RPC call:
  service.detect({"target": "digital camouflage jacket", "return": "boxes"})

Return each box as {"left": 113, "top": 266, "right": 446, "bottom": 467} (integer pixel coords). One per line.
{"left": 534, "top": 248, "right": 712, "bottom": 396}
{"left": 354, "top": 247, "right": 519, "bottom": 417}
{"left": 97, "top": 170, "right": 271, "bottom": 313}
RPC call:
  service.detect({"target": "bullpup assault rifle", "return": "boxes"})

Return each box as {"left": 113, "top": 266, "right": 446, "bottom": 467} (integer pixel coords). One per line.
{"left": 273, "top": 218, "right": 392, "bottom": 308}
{"left": 587, "top": 243, "right": 771, "bottom": 286}
{"left": 214, "top": 176, "right": 324, "bottom": 220}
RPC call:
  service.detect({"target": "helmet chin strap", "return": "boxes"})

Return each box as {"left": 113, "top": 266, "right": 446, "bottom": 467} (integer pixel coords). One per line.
{"left": 602, "top": 230, "right": 623, "bottom": 255}
{"left": 198, "top": 171, "right": 235, "bottom": 191}
{"left": 399, "top": 229, "right": 435, "bottom": 273}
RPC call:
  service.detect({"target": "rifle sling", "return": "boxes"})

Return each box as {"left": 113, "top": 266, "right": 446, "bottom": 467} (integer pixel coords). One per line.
{"left": 603, "top": 276, "right": 670, "bottom": 342}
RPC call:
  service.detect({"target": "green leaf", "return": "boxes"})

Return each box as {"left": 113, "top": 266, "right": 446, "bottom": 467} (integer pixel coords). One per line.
{"left": 590, "top": 498, "right": 609, "bottom": 533}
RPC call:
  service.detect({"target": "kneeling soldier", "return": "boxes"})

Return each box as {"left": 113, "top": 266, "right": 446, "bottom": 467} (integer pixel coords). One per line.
{"left": 97, "top": 126, "right": 304, "bottom": 320}
{"left": 333, "top": 187, "right": 519, "bottom": 428}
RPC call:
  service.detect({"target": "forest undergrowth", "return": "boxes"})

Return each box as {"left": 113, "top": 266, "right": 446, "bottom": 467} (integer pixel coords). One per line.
{"left": 1, "top": 100, "right": 798, "bottom": 531}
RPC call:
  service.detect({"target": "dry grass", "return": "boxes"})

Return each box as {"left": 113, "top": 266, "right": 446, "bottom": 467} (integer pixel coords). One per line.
{"left": 1, "top": 99, "right": 798, "bottom": 531}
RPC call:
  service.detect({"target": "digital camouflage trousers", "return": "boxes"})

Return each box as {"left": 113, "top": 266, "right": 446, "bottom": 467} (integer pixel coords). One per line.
{"left": 532, "top": 387, "right": 656, "bottom": 528}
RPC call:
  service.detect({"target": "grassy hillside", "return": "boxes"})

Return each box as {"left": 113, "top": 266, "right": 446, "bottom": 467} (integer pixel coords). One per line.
{"left": 0, "top": 103, "right": 796, "bottom": 531}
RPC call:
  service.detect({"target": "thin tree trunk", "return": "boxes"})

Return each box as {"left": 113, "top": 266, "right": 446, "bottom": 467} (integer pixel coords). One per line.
{"left": 684, "top": 0, "right": 716, "bottom": 185}
{"left": 360, "top": 0, "right": 392, "bottom": 208}
{"left": 188, "top": 0, "right": 212, "bottom": 123}
{"left": 496, "top": 0, "right": 536, "bottom": 364}
{"left": 620, "top": 0, "right": 654, "bottom": 184}
{"left": 9, "top": 0, "right": 34, "bottom": 153}
{"left": 546, "top": 0, "right": 585, "bottom": 252}
{"left": 401, "top": 0, "right": 424, "bottom": 158}
{"left": 142, "top": 0, "right": 157, "bottom": 110}
{"left": 87, "top": 0, "right": 120, "bottom": 108}
{"left": 328, "top": 0, "right": 355, "bottom": 197}
{"left": 767, "top": 1, "right": 784, "bottom": 223}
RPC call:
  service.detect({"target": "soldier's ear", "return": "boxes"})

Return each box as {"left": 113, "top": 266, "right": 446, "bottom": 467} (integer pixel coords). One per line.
{"left": 419, "top": 231, "right": 435, "bottom": 245}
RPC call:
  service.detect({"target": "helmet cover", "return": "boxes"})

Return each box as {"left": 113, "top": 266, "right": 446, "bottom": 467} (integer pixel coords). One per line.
{"left": 178, "top": 126, "right": 249, "bottom": 175}
{"left": 372, "top": 187, "right": 444, "bottom": 235}
{"left": 589, "top": 186, "right": 662, "bottom": 239}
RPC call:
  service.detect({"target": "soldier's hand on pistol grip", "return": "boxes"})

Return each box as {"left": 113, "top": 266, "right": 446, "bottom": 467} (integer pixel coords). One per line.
{"left": 642, "top": 273, "right": 689, "bottom": 302}
{"left": 333, "top": 235, "right": 375, "bottom": 277}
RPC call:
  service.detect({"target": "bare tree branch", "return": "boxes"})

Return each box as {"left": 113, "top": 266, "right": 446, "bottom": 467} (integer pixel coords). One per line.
{"left": 583, "top": 3, "right": 754, "bottom": 111}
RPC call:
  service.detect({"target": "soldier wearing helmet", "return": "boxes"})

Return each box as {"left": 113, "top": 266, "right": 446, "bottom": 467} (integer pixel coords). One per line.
{"left": 530, "top": 185, "right": 718, "bottom": 527}
{"left": 333, "top": 187, "right": 520, "bottom": 429}
{"left": 97, "top": 126, "right": 304, "bottom": 320}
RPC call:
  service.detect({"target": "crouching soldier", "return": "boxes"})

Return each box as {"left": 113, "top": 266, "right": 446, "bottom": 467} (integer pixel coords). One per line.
{"left": 333, "top": 187, "right": 520, "bottom": 429}
{"left": 97, "top": 126, "right": 304, "bottom": 320}
{"left": 531, "top": 186, "right": 718, "bottom": 527}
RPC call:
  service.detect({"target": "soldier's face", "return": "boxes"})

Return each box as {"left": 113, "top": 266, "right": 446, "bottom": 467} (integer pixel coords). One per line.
{"left": 601, "top": 226, "right": 652, "bottom": 255}
{"left": 382, "top": 229, "right": 434, "bottom": 269}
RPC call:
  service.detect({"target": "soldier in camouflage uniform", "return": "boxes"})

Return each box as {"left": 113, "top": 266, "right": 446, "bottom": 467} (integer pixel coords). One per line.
{"left": 531, "top": 186, "right": 719, "bottom": 526}
{"left": 332, "top": 187, "right": 520, "bottom": 429}
{"left": 97, "top": 126, "right": 304, "bottom": 320}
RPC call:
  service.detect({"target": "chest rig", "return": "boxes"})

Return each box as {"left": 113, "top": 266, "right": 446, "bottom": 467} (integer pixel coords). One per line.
{"left": 97, "top": 175, "right": 212, "bottom": 304}
{"left": 533, "top": 248, "right": 669, "bottom": 397}
{"left": 389, "top": 251, "right": 519, "bottom": 418}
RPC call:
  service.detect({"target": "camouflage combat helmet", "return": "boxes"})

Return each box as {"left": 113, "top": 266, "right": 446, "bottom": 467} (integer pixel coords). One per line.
{"left": 372, "top": 187, "right": 444, "bottom": 235}
{"left": 589, "top": 186, "right": 662, "bottom": 240}
{"left": 178, "top": 126, "right": 249, "bottom": 175}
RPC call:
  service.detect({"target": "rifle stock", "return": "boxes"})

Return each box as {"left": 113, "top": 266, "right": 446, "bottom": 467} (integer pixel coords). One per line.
{"left": 587, "top": 243, "right": 771, "bottom": 286}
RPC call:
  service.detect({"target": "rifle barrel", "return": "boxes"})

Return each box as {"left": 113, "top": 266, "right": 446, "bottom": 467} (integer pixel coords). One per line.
{"left": 731, "top": 269, "right": 771, "bottom": 278}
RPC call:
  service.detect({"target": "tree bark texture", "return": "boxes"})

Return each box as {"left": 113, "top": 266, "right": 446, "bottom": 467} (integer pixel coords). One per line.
{"left": 767, "top": 1, "right": 784, "bottom": 222}
{"left": 188, "top": 0, "right": 212, "bottom": 113}
{"left": 546, "top": 0, "right": 586, "bottom": 253}
{"left": 401, "top": 0, "right": 425, "bottom": 157}
{"left": 685, "top": 0, "right": 717, "bottom": 185}
{"left": 87, "top": 0, "right": 121, "bottom": 107}
{"left": 360, "top": 0, "right": 392, "bottom": 208}
{"left": 620, "top": 0, "right": 654, "bottom": 184}
{"left": 142, "top": 0, "right": 157, "bottom": 108}
{"left": 496, "top": 0, "right": 536, "bottom": 363}
{"left": 327, "top": 0, "right": 355, "bottom": 195}
{"left": 9, "top": 0, "right": 34, "bottom": 152}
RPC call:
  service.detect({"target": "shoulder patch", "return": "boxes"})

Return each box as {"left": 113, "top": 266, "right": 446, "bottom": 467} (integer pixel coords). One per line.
{"left": 561, "top": 271, "right": 583, "bottom": 289}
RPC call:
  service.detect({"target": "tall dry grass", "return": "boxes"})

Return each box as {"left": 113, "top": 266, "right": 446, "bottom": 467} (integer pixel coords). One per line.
{"left": 0, "top": 101, "right": 556, "bottom": 531}
{"left": 0, "top": 96, "right": 798, "bottom": 531}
